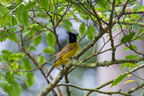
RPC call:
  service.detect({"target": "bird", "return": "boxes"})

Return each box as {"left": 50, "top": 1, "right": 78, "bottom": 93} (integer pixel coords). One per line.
{"left": 47, "top": 31, "right": 79, "bottom": 77}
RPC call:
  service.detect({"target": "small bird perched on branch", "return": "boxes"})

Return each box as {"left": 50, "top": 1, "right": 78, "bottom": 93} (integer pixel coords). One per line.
{"left": 47, "top": 31, "right": 79, "bottom": 77}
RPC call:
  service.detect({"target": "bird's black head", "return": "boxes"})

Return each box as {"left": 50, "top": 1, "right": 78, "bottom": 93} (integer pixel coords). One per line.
{"left": 67, "top": 31, "right": 78, "bottom": 43}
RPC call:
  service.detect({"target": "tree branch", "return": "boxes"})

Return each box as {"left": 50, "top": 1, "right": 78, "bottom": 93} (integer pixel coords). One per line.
{"left": 38, "top": 61, "right": 73, "bottom": 96}
{"left": 85, "top": 80, "right": 114, "bottom": 95}
{"left": 72, "top": 57, "right": 144, "bottom": 68}
{"left": 124, "top": 11, "right": 144, "bottom": 15}
{"left": 128, "top": 83, "right": 144, "bottom": 94}
{"left": 57, "top": 83, "right": 131, "bottom": 96}
{"left": 108, "top": 0, "right": 116, "bottom": 61}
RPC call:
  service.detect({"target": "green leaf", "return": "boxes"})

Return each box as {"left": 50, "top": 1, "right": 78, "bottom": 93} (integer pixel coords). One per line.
{"left": 0, "top": 6, "right": 12, "bottom": 26}
{"left": 0, "top": 50, "right": 13, "bottom": 62}
{"left": 23, "top": 2, "right": 36, "bottom": 11}
{"left": 33, "top": 35, "right": 42, "bottom": 46}
{"left": 86, "top": 25, "right": 96, "bottom": 40}
{"left": 131, "top": 24, "right": 141, "bottom": 29}
{"left": 38, "top": 0, "right": 49, "bottom": 10}
{"left": 120, "top": 63, "right": 137, "bottom": 69}
{"left": 121, "top": 32, "right": 135, "bottom": 43}
{"left": 38, "top": 56, "right": 45, "bottom": 64}
{"left": 138, "top": 8, "right": 144, "bottom": 11}
{"left": 115, "top": 0, "right": 123, "bottom": 5}
{"left": 130, "top": 14, "right": 141, "bottom": 21}
{"left": 17, "top": 4, "right": 29, "bottom": 26}
{"left": 0, "top": 4, "right": 8, "bottom": 14}
{"left": 30, "top": 23, "right": 43, "bottom": 30}
{"left": 79, "top": 23, "right": 86, "bottom": 36}
{"left": 9, "top": 62, "right": 19, "bottom": 75}
{"left": 63, "top": 21, "right": 72, "bottom": 30}
{"left": 1, "top": 50, "right": 12, "bottom": 55}
{"left": 8, "top": 25, "right": 17, "bottom": 32}
{"left": 124, "top": 45, "right": 137, "bottom": 51}
{"left": 111, "top": 73, "right": 127, "bottom": 87}
{"left": 12, "top": 82, "right": 22, "bottom": 96}
{"left": 0, "top": 81, "right": 10, "bottom": 87}
{"left": 8, "top": 33, "right": 17, "bottom": 42}
{"left": 97, "top": 0, "right": 109, "bottom": 9}
{"left": 85, "top": 4, "right": 92, "bottom": 10}
{"left": 0, "top": 81, "right": 21, "bottom": 96}
{"left": 10, "top": 62, "right": 19, "bottom": 70}
{"left": 5, "top": 72, "right": 22, "bottom": 96}
{"left": 125, "top": 55, "right": 138, "bottom": 59}
{"left": 34, "top": 5, "right": 45, "bottom": 14}
{"left": 29, "top": 46, "right": 36, "bottom": 51}
{"left": 0, "top": 55, "right": 9, "bottom": 62}
{"left": 43, "top": 46, "right": 55, "bottom": 54}
{"left": 3, "top": 85, "right": 14, "bottom": 96}
{"left": 46, "top": 32, "right": 56, "bottom": 47}
{"left": 0, "top": 0, "right": 12, "bottom": 5}
{"left": 53, "top": 6, "right": 65, "bottom": 14}
{"left": 0, "top": 72, "right": 2, "bottom": 80}
{"left": 25, "top": 72, "right": 34, "bottom": 88}
{"left": 89, "top": 25, "right": 96, "bottom": 32}
{"left": 8, "top": 53, "right": 24, "bottom": 61}
{"left": 86, "top": 28, "right": 93, "bottom": 40}
{"left": 12, "top": 16, "right": 17, "bottom": 25}
{"left": 5, "top": 72, "right": 22, "bottom": 95}
{"left": 22, "top": 58, "right": 32, "bottom": 70}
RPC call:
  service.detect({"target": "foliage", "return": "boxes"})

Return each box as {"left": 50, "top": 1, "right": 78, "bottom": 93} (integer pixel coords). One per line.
{"left": 0, "top": 0, "right": 144, "bottom": 96}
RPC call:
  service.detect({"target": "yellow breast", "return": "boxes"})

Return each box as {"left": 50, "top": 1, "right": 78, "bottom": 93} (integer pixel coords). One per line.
{"left": 54, "top": 41, "right": 79, "bottom": 67}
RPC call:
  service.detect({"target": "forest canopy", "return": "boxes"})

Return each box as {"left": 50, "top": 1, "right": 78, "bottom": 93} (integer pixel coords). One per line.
{"left": 0, "top": 0, "right": 144, "bottom": 96}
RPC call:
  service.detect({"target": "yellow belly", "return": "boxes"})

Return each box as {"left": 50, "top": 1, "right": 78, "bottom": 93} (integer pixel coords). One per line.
{"left": 54, "top": 42, "right": 79, "bottom": 67}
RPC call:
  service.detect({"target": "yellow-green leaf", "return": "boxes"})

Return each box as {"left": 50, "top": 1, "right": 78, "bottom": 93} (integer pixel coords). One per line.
{"left": 9, "top": 62, "right": 19, "bottom": 75}
{"left": 8, "top": 53, "right": 24, "bottom": 61}
{"left": 124, "top": 80, "right": 135, "bottom": 84}
{"left": 127, "top": 74, "right": 132, "bottom": 77}
{"left": 10, "top": 62, "right": 18, "bottom": 70}
{"left": 43, "top": 46, "right": 55, "bottom": 54}
{"left": 120, "top": 63, "right": 137, "bottom": 69}
{"left": 125, "top": 55, "right": 138, "bottom": 59}
{"left": 38, "top": 56, "right": 45, "bottom": 64}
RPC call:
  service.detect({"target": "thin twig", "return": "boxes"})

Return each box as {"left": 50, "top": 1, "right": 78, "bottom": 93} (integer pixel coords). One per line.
{"left": 72, "top": 57, "right": 144, "bottom": 68}
{"left": 108, "top": 0, "right": 116, "bottom": 61}
{"left": 57, "top": 83, "right": 131, "bottom": 96}
{"left": 65, "top": 75, "right": 71, "bottom": 96}
{"left": 128, "top": 83, "right": 144, "bottom": 94}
